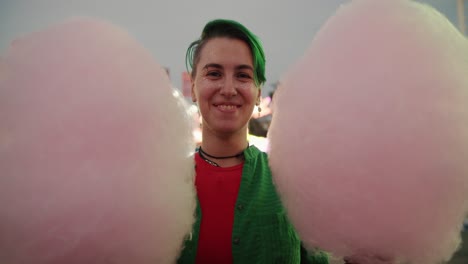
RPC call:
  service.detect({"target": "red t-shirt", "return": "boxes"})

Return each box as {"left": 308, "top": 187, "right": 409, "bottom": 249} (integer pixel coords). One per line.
{"left": 194, "top": 153, "right": 243, "bottom": 264}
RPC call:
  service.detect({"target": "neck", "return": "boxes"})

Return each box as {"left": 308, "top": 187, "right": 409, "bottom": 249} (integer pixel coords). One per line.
{"left": 201, "top": 127, "right": 248, "bottom": 156}
{"left": 200, "top": 127, "right": 249, "bottom": 167}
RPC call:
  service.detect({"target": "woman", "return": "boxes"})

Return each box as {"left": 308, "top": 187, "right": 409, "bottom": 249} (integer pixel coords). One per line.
{"left": 177, "top": 19, "right": 329, "bottom": 264}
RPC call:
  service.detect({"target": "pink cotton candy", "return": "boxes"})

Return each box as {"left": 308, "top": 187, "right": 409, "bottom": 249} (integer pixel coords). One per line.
{"left": 268, "top": 0, "right": 468, "bottom": 263}
{"left": 0, "top": 18, "right": 196, "bottom": 264}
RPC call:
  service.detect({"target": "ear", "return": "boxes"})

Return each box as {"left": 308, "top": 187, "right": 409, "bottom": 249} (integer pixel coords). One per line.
{"left": 191, "top": 79, "right": 197, "bottom": 103}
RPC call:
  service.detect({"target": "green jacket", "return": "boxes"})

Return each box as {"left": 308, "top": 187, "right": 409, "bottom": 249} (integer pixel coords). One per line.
{"left": 177, "top": 145, "right": 329, "bottom": 264}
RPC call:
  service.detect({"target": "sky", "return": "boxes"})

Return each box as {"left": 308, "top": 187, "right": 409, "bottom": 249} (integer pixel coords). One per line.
{"left": 0, "top": 0, "right": 460, "bottom": 96}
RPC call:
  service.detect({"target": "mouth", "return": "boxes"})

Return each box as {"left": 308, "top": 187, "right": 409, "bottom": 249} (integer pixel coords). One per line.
{"left": 214, "top": 104, "right": 240, "bottom": 112}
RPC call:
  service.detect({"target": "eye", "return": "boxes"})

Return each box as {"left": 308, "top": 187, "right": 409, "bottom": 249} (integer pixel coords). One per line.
{"left": 237, "top": 72, "right": 252, "bottom": 80}
{"left": 206, "top": 71, "right": 222, "bottom": 78}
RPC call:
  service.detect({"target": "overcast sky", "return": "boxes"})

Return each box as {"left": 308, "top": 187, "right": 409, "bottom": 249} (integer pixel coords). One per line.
{"left": 0, "top": 0, "right": 459, "bottom": 95}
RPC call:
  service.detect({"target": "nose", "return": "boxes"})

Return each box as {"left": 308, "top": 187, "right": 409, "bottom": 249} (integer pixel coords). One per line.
{"left": 219, "top": 77, "right": 237, "bottom": 97}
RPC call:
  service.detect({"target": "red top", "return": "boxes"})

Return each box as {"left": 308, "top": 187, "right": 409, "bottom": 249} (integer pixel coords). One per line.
{"left": 194, "top": 153, "right": 243, "bottom": 264}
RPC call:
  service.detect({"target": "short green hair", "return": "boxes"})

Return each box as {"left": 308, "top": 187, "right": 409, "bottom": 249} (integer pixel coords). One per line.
{"left": 186, "top": 19, "right": 266, "bottom": 87}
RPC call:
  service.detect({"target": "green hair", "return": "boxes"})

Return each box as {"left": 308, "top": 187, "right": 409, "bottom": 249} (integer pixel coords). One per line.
{"left": 185, "top": 19, "right": 266, "bottom": 87}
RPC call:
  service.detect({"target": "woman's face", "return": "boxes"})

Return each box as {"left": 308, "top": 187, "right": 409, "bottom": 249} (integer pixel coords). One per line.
{"left": 191, "top": 37, "right": 260, "bottom": 136}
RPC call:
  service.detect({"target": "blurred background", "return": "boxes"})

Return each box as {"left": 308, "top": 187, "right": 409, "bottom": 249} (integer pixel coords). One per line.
{"left": 0, "top": 0, "right": 463, "bottom": 96}
{"left": 1, "top": 0, "right": 467, "bottom": 263}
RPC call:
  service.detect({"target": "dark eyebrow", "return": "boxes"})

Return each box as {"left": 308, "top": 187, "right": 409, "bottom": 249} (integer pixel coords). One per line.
{"left": 202, "top": 63, "right": 253, "bottom": 71}
{"left": 202, "top": 63, "right": 223, "bottom": 70}
{"left": 236, "top": 64, "right": 254, "bottom": 72}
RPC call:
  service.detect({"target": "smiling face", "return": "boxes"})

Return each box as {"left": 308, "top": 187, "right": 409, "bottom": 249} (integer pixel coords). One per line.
{"left": 191, "top": 37, "right": 261, "bottom": 137}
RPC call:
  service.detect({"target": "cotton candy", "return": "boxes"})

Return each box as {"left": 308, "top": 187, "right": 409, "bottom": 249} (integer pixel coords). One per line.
{"left": 268, "top": 0, "right": 468, "bottom": 263}
{"left": 0, "top": 18, "right": 196, "bottom": 264}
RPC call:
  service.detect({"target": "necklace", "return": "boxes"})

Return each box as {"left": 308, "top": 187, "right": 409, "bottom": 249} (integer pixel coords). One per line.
{"left": 197, "top": 144, "right": 249, "bottom": 167}
{"left": 198, "top": 150, "right": 221, "bottom": 167}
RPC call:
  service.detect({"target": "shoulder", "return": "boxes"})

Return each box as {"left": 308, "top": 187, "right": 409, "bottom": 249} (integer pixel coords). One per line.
{"left": 244, "top": 145, "right": 270, "bottom": 170}
{"left": 244, "top": 144, "right": 267, "bottom": 159}
{"left": 242, "top": 145, "right": 273, "bottom": 188}
{"left": 240, "top": 145, "right": 282, "bottom": 210}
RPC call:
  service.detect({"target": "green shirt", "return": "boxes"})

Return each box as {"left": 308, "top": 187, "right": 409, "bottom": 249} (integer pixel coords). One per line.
{"left": 177, "top": 145, "right": 329, "bottom": 264}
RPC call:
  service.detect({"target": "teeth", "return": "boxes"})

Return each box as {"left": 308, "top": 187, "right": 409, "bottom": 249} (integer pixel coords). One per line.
{"left": 218, "top": 105, "right": 236, "bottom": 110}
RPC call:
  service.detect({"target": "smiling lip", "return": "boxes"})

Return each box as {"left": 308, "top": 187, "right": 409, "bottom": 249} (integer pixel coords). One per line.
{"left": 214, "top": 104, "right": 240, "bottom": 112}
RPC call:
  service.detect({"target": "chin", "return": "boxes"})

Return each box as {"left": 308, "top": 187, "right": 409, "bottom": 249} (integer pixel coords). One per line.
{"left": 210, "top": 123, "right": 246, "bottom": 135}
{"left": 217, "top": 126, "right": 243, "bottom": 134}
